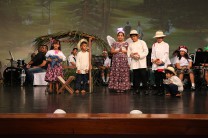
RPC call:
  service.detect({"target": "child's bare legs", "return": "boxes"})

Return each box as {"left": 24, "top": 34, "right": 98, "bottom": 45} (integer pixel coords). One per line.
{"left": 56, "top": 82, "right": 59, "bottom": 93}
{"left": 179, "top": 73, "right": 184, "bottom": 82}
{"left": 189, "top": 72, "right": 195, "bottom": 89}
{"left": 49, "top": 82, "right": 53, "bottom": 93}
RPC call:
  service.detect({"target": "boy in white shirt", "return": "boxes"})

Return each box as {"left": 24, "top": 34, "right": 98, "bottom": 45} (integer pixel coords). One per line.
{"left": 127, "top": 30, "right": 149, "bottom": 94}
{"left": 75, "top": 39, "right": 89, "bottom": 93}
{"left": 164, "top": 67, "right": 183, "bottom": 97}
{"left": 151, "top": 30, "right": 171, "bottom": 95}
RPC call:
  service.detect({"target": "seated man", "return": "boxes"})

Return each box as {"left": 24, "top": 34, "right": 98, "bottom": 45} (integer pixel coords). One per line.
{"left": 25, "top": 45, "right": 48, "bottom": 85}
{"left": 99, "top": 50, "right": 111, "bottom": 85}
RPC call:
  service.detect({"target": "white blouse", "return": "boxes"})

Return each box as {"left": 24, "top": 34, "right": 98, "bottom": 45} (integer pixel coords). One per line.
{"left": 45, "top": 50, "right": 66, "bottom": 61}
{"left": 176, "top": 57, "right": 192, "bottom": 67}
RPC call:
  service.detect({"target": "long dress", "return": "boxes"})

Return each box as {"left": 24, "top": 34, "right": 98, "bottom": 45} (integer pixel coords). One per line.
{"left": 108, "top": 42, "right": 131, "bottom": 91}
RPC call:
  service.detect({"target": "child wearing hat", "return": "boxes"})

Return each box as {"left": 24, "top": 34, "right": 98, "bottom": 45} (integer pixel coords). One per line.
{"left": 127, "top": 29, "right": 149, "bottom": 94}
{"left": 164, "top": 66, "right": 183, "bottom": 97}
{"left": 75, "top": 39, "right": 89, "bottom": 94}
{"left": 175, "top": 46, "right": 195, "bottom": 90}
{"left": 151, "top": 30, "right": 171, "bottom": 95}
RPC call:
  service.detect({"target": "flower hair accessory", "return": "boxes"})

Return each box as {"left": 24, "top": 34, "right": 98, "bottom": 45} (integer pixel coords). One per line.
{"left": 117, "top": 27, "right": 125, "bottom": 34}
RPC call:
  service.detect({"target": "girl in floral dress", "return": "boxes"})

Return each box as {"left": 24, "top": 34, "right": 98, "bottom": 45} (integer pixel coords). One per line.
{"left": 45, "top": 39, "right": 66, "bottom": 93}
{"left": 108, "top": 28, "right": 131, "bottom": 92}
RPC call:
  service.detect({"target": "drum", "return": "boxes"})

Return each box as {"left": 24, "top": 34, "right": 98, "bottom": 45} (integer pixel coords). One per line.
{"left": 3, "top": 67, "right": 23, "bottom": 86}
{"left": 17, "top": 59, "right": 25, "bottom": 67}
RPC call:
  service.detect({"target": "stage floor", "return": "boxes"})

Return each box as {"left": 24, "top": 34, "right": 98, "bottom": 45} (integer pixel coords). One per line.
{"left": 0, "top": 84, "right": 208, "bottom": 114}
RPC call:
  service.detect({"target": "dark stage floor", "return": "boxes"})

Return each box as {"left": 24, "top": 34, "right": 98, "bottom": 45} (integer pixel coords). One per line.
{"left": 0, "top": 84, "right": 208, "bottom": 114}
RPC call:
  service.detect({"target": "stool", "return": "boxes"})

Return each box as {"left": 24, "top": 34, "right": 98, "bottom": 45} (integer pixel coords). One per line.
{"left": 57, "top": 76, "right": 75, "bottom": 94}
{"left": 33, "top": 72, "right": 48, "bottom": 86}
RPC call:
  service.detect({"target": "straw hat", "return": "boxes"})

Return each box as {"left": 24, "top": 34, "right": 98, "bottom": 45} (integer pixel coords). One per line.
{"left": 130, "top": 30, "right": 139, "bottom": 35}
{"left": 165, "top": 66, "right": 176, "bottom": 75}
{"left": 153, "top": 30, "right": 166, "bottom": 38}
{"left": 77, "top": 39, "right": 88, "bottom": 50}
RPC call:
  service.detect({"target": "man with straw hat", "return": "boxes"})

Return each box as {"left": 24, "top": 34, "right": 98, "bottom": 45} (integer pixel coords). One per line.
{"left": 151, "top": 30, "right": 171, "bottom": 95}
{"left": 164, "top": 66, "right": 183, "bottom": 97}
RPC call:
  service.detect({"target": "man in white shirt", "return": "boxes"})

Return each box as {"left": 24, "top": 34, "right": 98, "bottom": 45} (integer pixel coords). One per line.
{"left": 68, "top": 48, "right": 78, "bottom": 68}
{"left": 127, "top": 30, "right": 149, "bottom": 94}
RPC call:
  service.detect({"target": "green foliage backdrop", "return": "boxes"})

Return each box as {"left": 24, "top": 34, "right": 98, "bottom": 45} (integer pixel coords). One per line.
{"left": 0, "top": 0, "right": 208, "bottom": 67}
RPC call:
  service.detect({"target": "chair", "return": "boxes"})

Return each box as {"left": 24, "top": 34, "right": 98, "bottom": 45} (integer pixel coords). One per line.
{"left": 57, "top": 76, "right": 75, "bottom": 94}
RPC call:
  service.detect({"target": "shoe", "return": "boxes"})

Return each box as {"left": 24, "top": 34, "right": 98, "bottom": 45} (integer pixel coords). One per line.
{"left": 191, "top": 86, "right": 195, "bottom": 90}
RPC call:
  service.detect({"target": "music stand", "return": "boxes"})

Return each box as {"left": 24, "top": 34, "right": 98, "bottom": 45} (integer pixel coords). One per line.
{"left": 194, "top": 52, "right": 208, "bottom": 89}
{"left": 194, "top": 52, "right": 208, "bottom": 66}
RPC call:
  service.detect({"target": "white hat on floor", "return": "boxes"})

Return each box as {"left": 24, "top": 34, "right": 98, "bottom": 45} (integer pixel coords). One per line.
{"left": 53, "top": 109, "right": 66, "bottom": 114}
{"left": 130, "top": 110, "right": 143, "bottom": 114}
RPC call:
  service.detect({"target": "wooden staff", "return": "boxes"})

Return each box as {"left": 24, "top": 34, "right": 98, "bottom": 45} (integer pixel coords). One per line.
{"left": 88, "top": 37, "right": 93, "bottom": 93}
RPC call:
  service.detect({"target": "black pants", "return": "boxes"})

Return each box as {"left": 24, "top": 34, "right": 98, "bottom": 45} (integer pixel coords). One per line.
{"left": 133, "top": 68, "right": 147, "bottom": 91}
{"left": 75, "top": 74, "right": 88, "bottom": 91}
{"left": 164, "top": 84, "right": 179, "bottom": 95}
{"left": 154, "top": 70, "right": 166, "bottom": 92}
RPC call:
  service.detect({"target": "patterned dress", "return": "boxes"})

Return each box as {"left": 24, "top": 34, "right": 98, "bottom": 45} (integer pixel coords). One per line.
{"left": 108, "top": 42, "right": 131, "bottom": 91}
{"left": 45, "top": 50, "right": 66, "bottom": 82}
